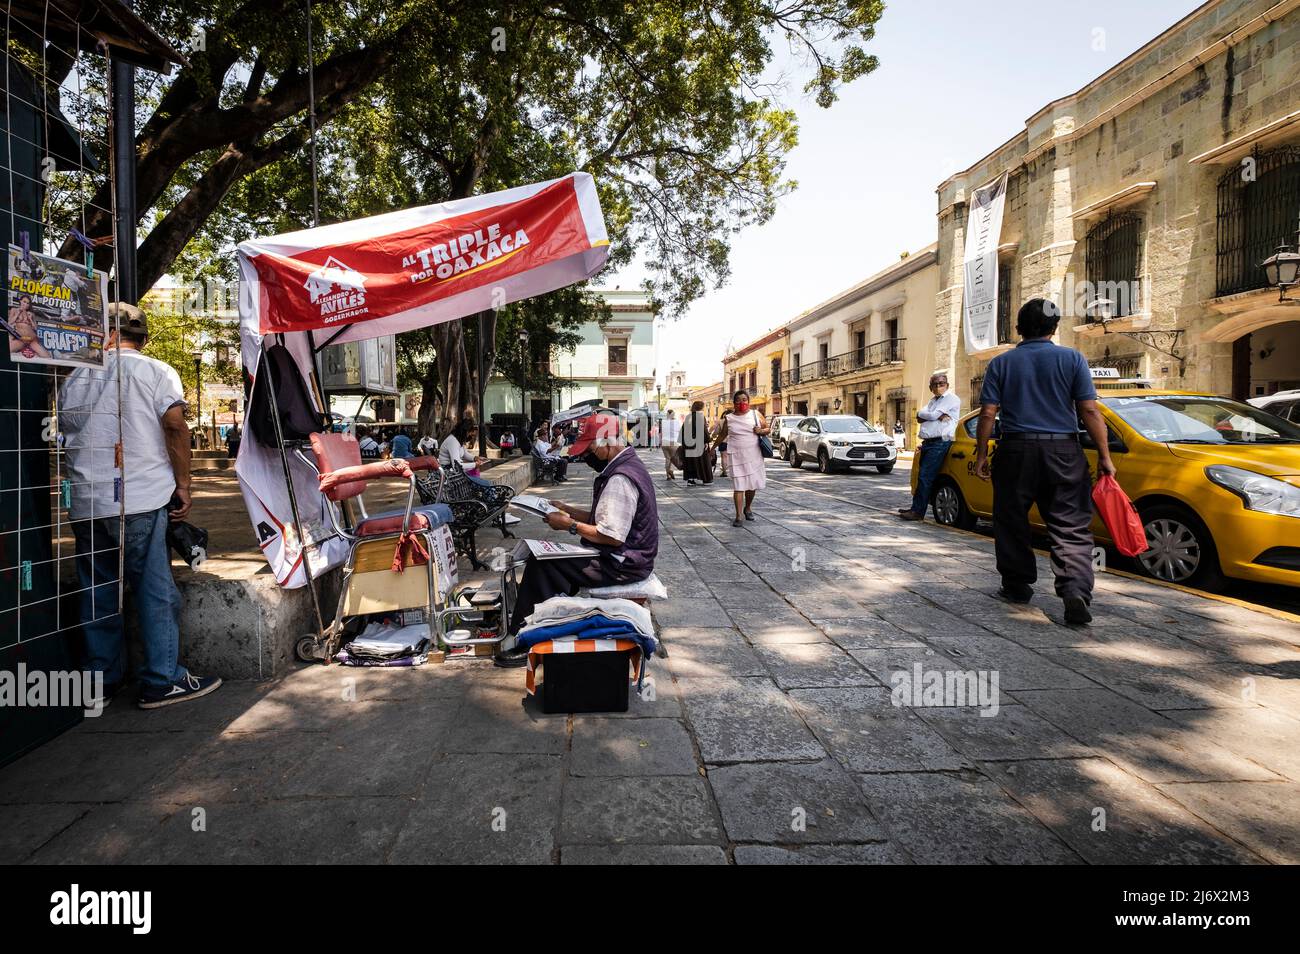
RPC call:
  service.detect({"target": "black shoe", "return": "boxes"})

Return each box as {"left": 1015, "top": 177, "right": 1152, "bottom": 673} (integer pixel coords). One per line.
{"left": 744, "top": 510, "right": 754, "bottom": 521}
{"left": 138, "top": 673, "right": 222, "bottom": 709}
{"left": 996, "top": 583, "right": 1034, "bottom": 604}
{"left": 493, "top": 645, "right": 530, "bottom": 668}
{"left": 1063, "top": 596, "right": 1093, "bottom": 626}
{"left": 732, "top": 518, "right": 744, "bottom": 527}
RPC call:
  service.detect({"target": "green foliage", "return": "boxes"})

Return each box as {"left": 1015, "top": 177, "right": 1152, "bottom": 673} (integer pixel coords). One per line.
{"left": 138, "top": 307, "right": 242, "bottom": 420}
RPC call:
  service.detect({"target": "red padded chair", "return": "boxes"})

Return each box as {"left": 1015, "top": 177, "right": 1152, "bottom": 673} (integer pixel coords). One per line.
{"left": 293, "top": 432, "right": 453, "bottom": 660}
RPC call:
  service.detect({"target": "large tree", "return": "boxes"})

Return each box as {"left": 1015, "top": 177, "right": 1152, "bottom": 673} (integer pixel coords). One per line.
{"left": 25, "top": 1, "right": 884, "bottom": 432}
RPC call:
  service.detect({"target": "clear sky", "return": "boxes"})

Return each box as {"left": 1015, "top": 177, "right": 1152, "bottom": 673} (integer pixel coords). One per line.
{"left": 621, "top": 0, "right": 1207, "bottom": 388}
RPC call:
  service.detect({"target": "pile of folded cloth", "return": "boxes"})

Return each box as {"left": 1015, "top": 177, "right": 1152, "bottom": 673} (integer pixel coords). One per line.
{"left": 516, "top": 596, "right": 656, "bottom": 659}
{"left": 335, "top": 621, "right": 431, "bottom": 667}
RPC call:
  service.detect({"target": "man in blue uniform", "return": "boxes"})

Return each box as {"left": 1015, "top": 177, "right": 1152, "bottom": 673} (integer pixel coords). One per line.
{"left": 974, "top": 299, "right": 1116, "bottom": 625}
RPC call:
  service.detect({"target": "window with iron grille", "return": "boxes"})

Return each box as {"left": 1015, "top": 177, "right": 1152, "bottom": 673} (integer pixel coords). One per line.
{"left": 771, "top": 357, "right": 781, "bottom": 392}
{"left": 748, "top": 368, "right": 756, "bottom": 392}
{"left": 996, "top": 260, "right": 1014, "bottom": 343}
{"left": 1086, "top": 212, "right": 1143, "bottom": 317}
{"left": 1216, "top": 147, "right": 1300, "bottom": 297}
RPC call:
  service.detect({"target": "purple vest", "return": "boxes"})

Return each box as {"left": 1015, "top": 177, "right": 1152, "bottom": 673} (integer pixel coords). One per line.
{"left": 591, "top": 448, "right": 659, "bottom": 580}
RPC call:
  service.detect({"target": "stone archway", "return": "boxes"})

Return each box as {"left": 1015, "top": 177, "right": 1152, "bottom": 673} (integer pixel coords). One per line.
{"left": 1203, "top": 293, "right": 1300, "bottom": 399}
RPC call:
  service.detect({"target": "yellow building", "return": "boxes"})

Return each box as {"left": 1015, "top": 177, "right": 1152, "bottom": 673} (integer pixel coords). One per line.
{"left": 685, "top": 380, "right": 725, "bottom": 430}
{"left": 723, "top": 327, "right": 790, "bottom": 417}
{"left": 936, "top": 0, "right": 1300, "bottom": 405}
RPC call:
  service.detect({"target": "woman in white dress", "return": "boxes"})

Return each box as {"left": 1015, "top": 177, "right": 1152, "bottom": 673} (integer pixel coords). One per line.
{"left": 713, "top": 389, "right": 772, "bottom": 527}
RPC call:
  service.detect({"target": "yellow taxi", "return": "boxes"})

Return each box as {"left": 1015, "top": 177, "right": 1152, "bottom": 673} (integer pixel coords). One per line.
{"left": 910, "top": 380, "right": 1300, "bottom": 591}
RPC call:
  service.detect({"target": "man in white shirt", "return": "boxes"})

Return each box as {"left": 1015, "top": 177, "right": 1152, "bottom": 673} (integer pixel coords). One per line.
{"left": 355, "top": 425, "right": 381, "bottom": 458}
{"left": 60, "top": 304, "right": 222, "bottom": 709}
{"left": 659, "top": 409, "right": 682, "bottom": 479}
{"left": 900, "top": 373, "right": 962, "bottom": 522}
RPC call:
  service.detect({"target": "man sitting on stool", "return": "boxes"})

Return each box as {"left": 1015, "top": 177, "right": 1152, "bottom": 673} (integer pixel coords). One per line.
{"left": 496, "top": 413, "right": 659, "bottom": 667}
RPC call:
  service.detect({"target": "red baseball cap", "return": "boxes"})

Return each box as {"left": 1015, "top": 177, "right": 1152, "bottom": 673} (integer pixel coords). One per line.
{"left": 567, "top": 413, "right": 624, "bottom": 456}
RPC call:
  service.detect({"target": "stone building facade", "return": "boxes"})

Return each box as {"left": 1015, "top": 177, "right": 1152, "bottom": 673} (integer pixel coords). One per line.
{"left": 936, "top": 0, "right": 1300, "bottom": 405}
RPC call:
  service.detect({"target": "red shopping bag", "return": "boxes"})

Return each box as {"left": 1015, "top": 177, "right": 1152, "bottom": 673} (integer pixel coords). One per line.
{"left": 1091, "top": 474, "right": 1148, "bottom": 557}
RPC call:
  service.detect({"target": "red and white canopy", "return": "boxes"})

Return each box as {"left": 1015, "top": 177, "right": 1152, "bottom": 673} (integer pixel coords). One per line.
{"left": 236, "top": 171, "right": 609, "bottom": 346}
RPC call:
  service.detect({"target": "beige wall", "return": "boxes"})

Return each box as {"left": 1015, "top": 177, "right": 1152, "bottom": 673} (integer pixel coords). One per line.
{"left": 780, "top": 247, "right": 939, "bottom": 440}
{"left": 937, "top": 0, "right": 1300, "bottom": 405}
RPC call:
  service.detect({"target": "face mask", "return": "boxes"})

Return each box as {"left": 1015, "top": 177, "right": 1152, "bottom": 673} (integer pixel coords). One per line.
{"left": 584, "top": 451, "right": 609, "bottom": 473}
{"left": 735, "top": 401, "right": 749, "bottom": 414}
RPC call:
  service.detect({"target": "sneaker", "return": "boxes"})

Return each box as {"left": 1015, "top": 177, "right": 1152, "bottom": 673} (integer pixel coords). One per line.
{"left": 86, "top": 680, "right": 122, "bottom": 711}
{"left": 138, "top": 673, "right": 222, "bottom": 709}
{"left": 996, "top": 583, "right": 1035, "bottom": 604}
{"left": 1063, "top": 596, "right": 1093, "bottom": 626}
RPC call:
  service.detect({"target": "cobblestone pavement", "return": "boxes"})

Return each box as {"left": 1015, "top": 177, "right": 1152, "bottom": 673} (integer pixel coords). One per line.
{"left": 3, "top": 451, "right": 1298, "bottom": 864}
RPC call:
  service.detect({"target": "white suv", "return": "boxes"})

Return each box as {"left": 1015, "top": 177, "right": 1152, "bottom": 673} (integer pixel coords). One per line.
{"left": 770, "top": 415, "right": 804, "bottom": 454}
{"left": 785, "top": 415, "right": 898, "bottom": 474}
{"left": 1249, "top": 390, "right": 1300, "bottom": 424}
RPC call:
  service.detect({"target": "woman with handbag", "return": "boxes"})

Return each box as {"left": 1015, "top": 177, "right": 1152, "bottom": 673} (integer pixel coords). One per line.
{"left": 714, "top": 389, "right": 772, "bottom": 526}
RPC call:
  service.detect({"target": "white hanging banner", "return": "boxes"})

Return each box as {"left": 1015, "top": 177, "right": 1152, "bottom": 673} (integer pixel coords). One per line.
{"left": 962, "top": 172, "right": 1009, "bottom": 354}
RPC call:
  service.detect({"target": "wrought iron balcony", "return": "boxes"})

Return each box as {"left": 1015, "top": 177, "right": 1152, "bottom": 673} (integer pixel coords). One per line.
{"left": 597, "top": 362, "right": 639, "bottom": 377}
{"left": 780, "top": 338, "right": 906, "bottom": 389}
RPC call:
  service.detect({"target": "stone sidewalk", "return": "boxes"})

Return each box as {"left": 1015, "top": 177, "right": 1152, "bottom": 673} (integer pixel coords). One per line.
{"left": 2, "top": 450, "right": 1298, "bottom": 864}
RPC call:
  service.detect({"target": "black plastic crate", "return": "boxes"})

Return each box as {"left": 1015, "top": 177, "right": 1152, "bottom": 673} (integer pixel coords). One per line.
{"left": 539, "top": 649, "right": 632, "bottom": 714}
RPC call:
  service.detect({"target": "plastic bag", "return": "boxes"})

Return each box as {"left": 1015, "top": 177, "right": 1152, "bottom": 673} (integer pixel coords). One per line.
{"left": 167, "top": 520, "right": 209, "bottom": 569}
{"left": 1091, "top": 474, "right": 1148, "bottom": 557}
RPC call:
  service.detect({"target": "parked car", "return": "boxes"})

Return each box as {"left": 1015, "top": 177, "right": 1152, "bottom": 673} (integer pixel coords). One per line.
{"left": 1249, "top": 389, "right": 1300, "bottom": 423}
{"left": 785, "top": 415, "right": 897, "bottom": 474}
{"left": 909, "top": 388, "right": 1300, "bottom": 591}
{"left": 770, "top": 415, "right": 804, "bottom": 453}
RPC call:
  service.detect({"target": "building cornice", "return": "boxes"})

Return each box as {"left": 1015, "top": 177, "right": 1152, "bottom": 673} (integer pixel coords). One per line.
{"left": 936, "top": 0, "right": 1300, "bottom": 196}
{"left": 784, "top": 246, "right": 939, "bottom": 334}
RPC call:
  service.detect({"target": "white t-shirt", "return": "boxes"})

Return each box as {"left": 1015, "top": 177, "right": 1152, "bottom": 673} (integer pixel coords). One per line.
{"left": 661, "top": 417, "right": 682, "bottom": 443}
{"left": 60, "top": 349, "right": 185, "bottom": 520}
{"left": 438, "top": 434, "right": 477, "bottom": 468}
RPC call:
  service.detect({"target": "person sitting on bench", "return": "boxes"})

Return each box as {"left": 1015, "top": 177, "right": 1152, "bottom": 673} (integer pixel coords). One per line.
{"left": 496, "top": 413, "right": 658, "bottom": 667}
{"left": 532, "top": 426, "right": 569, "bottom": 482}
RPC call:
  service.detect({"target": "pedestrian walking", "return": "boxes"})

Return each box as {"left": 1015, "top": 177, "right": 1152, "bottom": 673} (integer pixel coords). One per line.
{"left": 660, "top": 408, "right": 682, "bottom": 479}
{"left": 225, "top": 421, "right": 242, "bottom": 460}
{"left": 681, "top": 400, "right": 713, "bottom": 485}
{"left": 59, "top": 304, "right": 222, "bottom": 709}
{"left": 974, "top": 298, "right": 1116, "bottom": 625}
{"left": 714, "top": 389, "right": 771, "bottom": 526}
{"left": 900, "top": 373, "right": 961, "bottom": 521}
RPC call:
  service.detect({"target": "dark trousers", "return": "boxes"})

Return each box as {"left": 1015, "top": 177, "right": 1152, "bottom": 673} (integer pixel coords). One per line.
{"left": 508, "top": 555, "right": 639, "bottom": 634}
{"left": 910, "top": 439, "right": 952, "bottom": 515}
{"left": 991, "top": 438, "right": 1095, "bottom": 601}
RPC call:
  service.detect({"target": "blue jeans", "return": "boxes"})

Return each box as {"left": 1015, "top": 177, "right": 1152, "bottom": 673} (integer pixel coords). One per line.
{"left": 910, "top": 440, "right": 953, "bottom": 515}
{"left": 74, "top": 507, "right": 186, "bottom": 689}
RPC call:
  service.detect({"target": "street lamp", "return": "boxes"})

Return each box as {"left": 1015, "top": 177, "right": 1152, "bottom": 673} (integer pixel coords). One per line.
{"left": 1260, "top": 234, "right": 1300, "bottom": 301}
{"left": 518, "top": 327, "right": 530, "bottom": 428}
{"left": 1085, "top": 298, "right": 1116, "bottom": 323}
{"left": 192, "top": 349, "right": 203, "bottom": 448}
